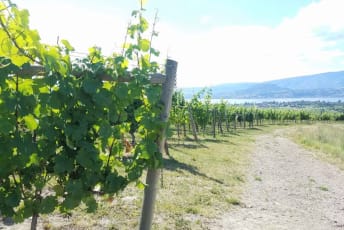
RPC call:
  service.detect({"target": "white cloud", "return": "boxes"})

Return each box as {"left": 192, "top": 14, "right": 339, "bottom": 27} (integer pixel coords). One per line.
{"left": 157, "top": 0, "right": 344, "bottom": 87}
{"left": 199, "top": 15, "right": 212, "bottom": 25}
{"left": 16, "top": 0, "right": 129, "bottom": 55}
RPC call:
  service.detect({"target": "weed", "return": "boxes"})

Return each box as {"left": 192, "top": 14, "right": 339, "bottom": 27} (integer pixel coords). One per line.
{"left": 185, "top": 207, "right": 199, "bottom": 214}
{"left": 318, "top": 186, "right": 329, "bottom": 191}
{"left": 175, "top": 217, "right": 192, "bottom": 230}
{"left": 254, "top": 176, "right": 262, "bottom": 181}
{"left": 226, "top": 197, "right": 241, "bottom": 206}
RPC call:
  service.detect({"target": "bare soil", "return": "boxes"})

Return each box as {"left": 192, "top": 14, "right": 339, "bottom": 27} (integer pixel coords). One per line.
{"left": 213, "top": 130, "right": 344, "bottom": 230}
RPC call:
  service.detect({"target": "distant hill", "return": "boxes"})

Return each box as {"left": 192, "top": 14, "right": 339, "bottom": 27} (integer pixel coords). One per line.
{"left": 181, "top": 71, "right": 344, "bottom": 99}
{"left": 269, "top": 71, "right": 344, "bottom": 90}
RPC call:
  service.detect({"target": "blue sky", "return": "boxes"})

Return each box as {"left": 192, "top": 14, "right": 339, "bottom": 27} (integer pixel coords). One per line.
{"left": 14, "top": 0, "right": 344, "bottom": 87}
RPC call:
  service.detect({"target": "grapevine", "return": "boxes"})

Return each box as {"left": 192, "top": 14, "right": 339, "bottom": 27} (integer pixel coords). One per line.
{"left": 0, "top": 1, "right": 168, "bottom": 229}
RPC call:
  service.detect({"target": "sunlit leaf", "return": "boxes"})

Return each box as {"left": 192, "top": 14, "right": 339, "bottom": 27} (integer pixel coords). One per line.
{"left": 139, "top": 17, "right": 149, "bottom": 32}
{"left": 23, "top": 114, "right": 38, "bottom": 131}
{"left": 136, "top": 180, "right": 146, "bottom": 190}
{"left": 61, "top": 39, "right": 75, "bottom": 51}
{"left": 26, "top": 153, "right": 39, "bottom": 167}
{"left": 139, "top": 39, "right": 150, "bottom": 52}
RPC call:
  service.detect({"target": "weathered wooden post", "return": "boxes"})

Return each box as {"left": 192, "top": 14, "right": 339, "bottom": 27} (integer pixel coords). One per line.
{"left": 187, "top": 105, "right": 198, "bottom": 141}
{"left": 139, "top": 59, "right": 177, "bottom": 230}
{"left": 225, "top": 111, "right": 230, "bottom": 132}
{"left": 212, "top": 108, "right": 216, "bottom": 138}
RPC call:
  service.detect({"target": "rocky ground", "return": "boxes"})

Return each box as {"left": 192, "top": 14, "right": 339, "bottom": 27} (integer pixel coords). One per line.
{"left": 213, "top": 130, "right": 344, "bottom": 230}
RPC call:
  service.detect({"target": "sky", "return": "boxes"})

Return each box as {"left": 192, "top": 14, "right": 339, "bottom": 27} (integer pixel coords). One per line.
{"left": 14, "top": 0, "right": 344, "bottom": 88}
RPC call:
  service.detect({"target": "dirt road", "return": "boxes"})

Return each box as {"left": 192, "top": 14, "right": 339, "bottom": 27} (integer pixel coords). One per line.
{"left": 214, "top": 130, "right": 344, "bottom": 230}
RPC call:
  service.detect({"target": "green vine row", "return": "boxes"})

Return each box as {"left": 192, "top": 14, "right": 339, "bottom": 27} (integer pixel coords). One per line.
{"left": 0, "top": 0, "right": 166, "bottom": 227}
{"left": 170, "top": 89, "right": 344, "bottom": 140}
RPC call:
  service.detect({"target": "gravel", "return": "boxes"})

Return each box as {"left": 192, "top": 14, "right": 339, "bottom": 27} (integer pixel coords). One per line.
{"left": 213, "top": 130, "right": 344, "bottom": 230}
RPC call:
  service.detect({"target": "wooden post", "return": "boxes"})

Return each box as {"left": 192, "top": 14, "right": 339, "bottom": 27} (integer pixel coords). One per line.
{"left": 218, "top": 112, "right": 223, "bottom": 134}
{"left": 212, "top": 109, "right": 216, "bottom": 138}
{"left": 139, "top": 59, "right": 177, "bottom": 230}
{"left": 243, "top": 111, "right": 246, "bottom": 129}
{"left": 225, "top": 111, "right": 230, "bottom": 132}
{"left": 187, "top": 105, "right": 198, "bottom": 141}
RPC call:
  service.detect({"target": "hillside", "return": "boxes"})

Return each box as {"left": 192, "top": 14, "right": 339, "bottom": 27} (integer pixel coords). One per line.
{"left": 182, "top": 71, "right": 344, "bottom": 99}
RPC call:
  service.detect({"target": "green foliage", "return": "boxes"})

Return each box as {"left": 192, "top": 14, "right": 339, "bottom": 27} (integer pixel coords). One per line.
{"left": 170, "top": 90, "right": 188, "bottom": 136}
{"left": 170, "top": 89, "right": 344, "bottom": 138}
{"left": 0, "top": 0, "right": 165, "bottom": 226}
{"left": 189, "top": 88, "right": 212, "bottom": 133}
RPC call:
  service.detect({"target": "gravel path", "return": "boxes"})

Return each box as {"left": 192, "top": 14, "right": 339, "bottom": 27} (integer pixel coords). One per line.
{"left": 214, "top": 130, "right": 344, "bottom": 230}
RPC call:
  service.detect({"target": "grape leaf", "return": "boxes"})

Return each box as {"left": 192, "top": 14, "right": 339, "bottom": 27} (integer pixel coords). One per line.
{"left": 139, "top": 39, "right": 150, "bottom": 52}
{"left": 23, "top": 114, "right": 38, "bottom": 131}
{"left": 54, "top": 155, "right": 74, "bottom": 173}
{"left": 39, "top": 196, "right": 57, "bottom": 214}
{"left": 61, "top": 39, "right": 75, "bottom": 51}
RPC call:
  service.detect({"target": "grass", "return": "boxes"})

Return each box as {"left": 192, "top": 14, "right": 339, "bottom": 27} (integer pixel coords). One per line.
{"left": 225, "top": 197, "right": 241, "bottom": 206}
{"left": 15, "top": 121, "right": 344, "bottom": 229}
{"left": 152, "top": 127, "right": 270, "bottom": 229}
{"left": 318, "top": 186, "right": 329, "bottom": 191}
{"left": 36, "top": 125, "right": 277, "bottom": 229}
{"left": 254, "top": 176, "right": 262, "bottom": 181}
{"left": 31, "top": 122, "right": 344, "bottom": 229}
{"left": 287, "top": 122, "right": 344, "bottom": 169}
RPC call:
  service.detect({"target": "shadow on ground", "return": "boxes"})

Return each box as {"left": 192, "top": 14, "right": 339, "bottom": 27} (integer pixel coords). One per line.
{"left": 163, "top": 156, "right": 224, "bottom": 185}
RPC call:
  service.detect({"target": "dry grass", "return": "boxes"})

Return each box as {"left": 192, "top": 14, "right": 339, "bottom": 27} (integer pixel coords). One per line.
{"left": 152, "top": 133, "right": 253, "bottom": 229}
{"left": 287, "top": 122, "right": 344, "bottom": 169}
{"left": 10, "top": 125, "right": 279, "bottom": 229}
{"left": 35, "top": 122, "right": 343, "bottom": 229}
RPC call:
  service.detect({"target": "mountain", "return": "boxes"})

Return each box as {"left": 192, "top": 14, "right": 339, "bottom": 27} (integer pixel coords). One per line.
{"left": 269, "top": 71, "right": 344, "bottom": 90}
{"left": 181, "top": 71, "right": 344, "bottom": 99}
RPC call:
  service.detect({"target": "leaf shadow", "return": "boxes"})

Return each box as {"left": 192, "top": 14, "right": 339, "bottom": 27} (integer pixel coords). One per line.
{"left": 163, "top": 156, "right": 224, "bottom": 185}
{"left": 169, "top": 142, "right": 208, "bottom": 149}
